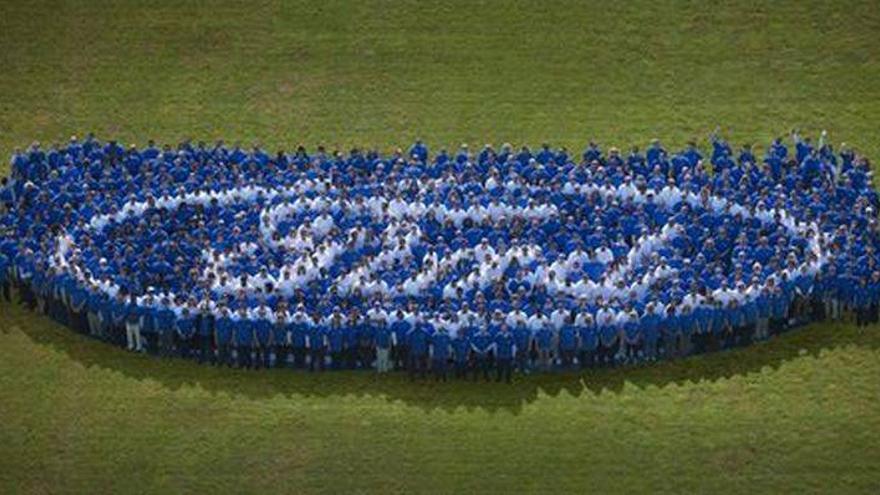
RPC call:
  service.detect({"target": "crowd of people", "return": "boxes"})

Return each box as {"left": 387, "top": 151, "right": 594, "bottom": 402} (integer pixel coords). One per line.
{"left": 0, "top": 130, "right": 877, "bottom": 382}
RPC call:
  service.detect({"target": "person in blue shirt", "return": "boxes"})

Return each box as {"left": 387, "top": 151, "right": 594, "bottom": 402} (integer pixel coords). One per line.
{"left": 754, "top": 288, "right": 771, "bottom": 341}
{"left": 558, "top": 315, "right": 578, "bottom": 369}
{"left": 407, "top": 320, "right": 430, "bottom": 380}
{"left": 390, "top": 311, "right": 411, "bottom": 371}
{"left": 0, "top": 253, "right": 9, "bottom": 303}
{"left": 327, "top": 312, "right": 346, "bottom": 370}
{"left": 308, "top": 315, "right": 327, "bottom": 372}
{"left": 110, "top": 293, "right": 128, "bottom": 348}
{"left": 197, "top": 303, "right": 215, "bottom": 365}
{"left": 272, "top": 308, "right": 291, "bottom": 369}
{"left": 86, "top": 286, "right": 103, "bottom": 338}
{"left": 354, "top": 312, "right": 374, "bottom": 370}
{"left": 470, "top": 326, "right": 493, "bottom": 382}
{"left": 234, "top": 308, "right": 255, "bottom": 369}
{"left": 156, "top": 299, "right": 177, "bottom": 358}
{"left": 214, "top": 308, "right": 234, "bottom": 367}
{"left": 854, "top": 277, "right": 872, "bottom": 327}
{"left": 252, "top": 307, "right": 273, "bottom": 369}
{"left": 494, "top": 324, "right": 516, "bottom": 383}
{"left": 512, "top": 321, "right": 532, "bottom": 374}
{"left": 430, "top": 326, "right": 451, "bottom": 382}
{"left": 869, "top": 271, "right": 880, "bottom": 325}
{"left": 770, "top": 285, "right": 789, "bottom": 336}
{"left": 577, "top": 315, "right": 598, "bottom": 369}
{"left": 289, "top": 308, "right": 309, "bottom": 370}
{"left": 124, "top": 293, "right": 143, "bottom": 352}
{"left": 137, "top": 295, "right": 158, "bottom": 353}
{"left": 623, "top": 317, "right": 644, "bottom": 363}
{"left": 639, "top": 305, "right": 659, "bottom": 360}
{"left": 451, "top": 329, "right": 471, "bottom": 379}
{"left": 175, "top": 306, "right": 196, "bottom": 359}
{"left": 534, "top": 321, "right": 554, "bottom": 372}
{"left": 374, "top": 317, "right": 394, "bottom": 373}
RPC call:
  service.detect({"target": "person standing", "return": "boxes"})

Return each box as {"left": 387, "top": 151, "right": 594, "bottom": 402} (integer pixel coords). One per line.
{"left": 407, "top": 319, "right": 430, "bottom": 380}
{"left": 558, "top": 315, "right": 578, "bottom": 369}
{"left": 374, "top": 317, "right": 394, "bottom": 374}
{"left": 470, "top": 326, "right": 493, "bottom": 382}
{"left": 430, "top": 325, "right": 451, "bottom": 382}
{"left": 197, "top": 301, "right": 216, "bottom": 364}
{"left": 234, "top": 308, "right": 255, "bottom": 369}
{"left": 110, "top": 293, "right": 128, "bottom": 348}
{"left": 308, "top": 314, "right": 327, "bottom": 372}
{"left": 124, "top": 293, "right": 143, "bottom": 352}
{"left": 156, "top": 298, "right": 177, "bottom": 358}
{"left": 512, "top": 320, "right": 532, "bottom": 374}
{"left": 273, "top": 306, "right": 291, "bottom": 369}
{"left": 253, "top": 306, "right": 273, "bottom": 369}
{"left": 215, "top": 307, "right": 234, "bottom": 367}
{"left": 494, "top": 324, "right": 516, "bottom": 383}
{"left": 290, "top": 305, "right": 309, "bottom": 369}
{"left": 451, "top": 328, "right": 471, "bottom": 379}
{"left": 175, "top": 307, "right": 196, "bottom": 359}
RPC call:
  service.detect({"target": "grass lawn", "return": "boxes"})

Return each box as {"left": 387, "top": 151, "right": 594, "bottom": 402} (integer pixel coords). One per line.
{"left": 1, "top": 0, "right": 879, "bottom": 493}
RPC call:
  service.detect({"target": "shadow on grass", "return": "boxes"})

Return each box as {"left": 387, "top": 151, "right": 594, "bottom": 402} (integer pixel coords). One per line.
{"left": 4, "top": 300, "right": 878, "bottom": 414}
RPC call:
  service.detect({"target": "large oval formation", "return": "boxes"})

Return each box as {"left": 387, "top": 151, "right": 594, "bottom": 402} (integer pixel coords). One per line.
{"left": 1, "top": 135, "right": 877, "bottom": 373}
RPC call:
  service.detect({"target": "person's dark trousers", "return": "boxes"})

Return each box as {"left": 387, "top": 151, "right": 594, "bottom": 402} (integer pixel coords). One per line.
{"left": 78, "top": 312, "right": 88, "bottom": 335}
{"left": 0, "top": 280, "right": 10, "bottom": 302}
{"left": 331, "top": 350, "right": 345, "bottom": 370}
{"left": 599, "top": 341, "right": 616, "bottom": 366}
{"left": 871, "top": 303, "right": 880, "bottom": 324}
{"left": 292, "top": 346, "right": 306, "bottom": 369}
{"left": 344, "top": 347, "right": 357, "bottom": 369}
{"left": 408, "top": 353, "right": 426, "bottom": 380}
{"left": 69, "top": 309, "right": 82, "bottom": 333}
{"left": 217, "top": 344, "right": 231, "bottom": 367}
{"left": 395, "top": 345, "right": 409, "bottom": 371}
{"left": 433, "top": 359, "right": 447, "bottom": 382}
{"left": 561, "top": 349, "right": 575, "bottom": 368}
{"left": 625, "top": 342, "right": 639, "bottom": 360}
{"left": 454, "top": 359, "right": 468, "bottom": 379}
{"left": 359, "top": 345, "right": 373, "bottom": 369}
{"left": 742, "top": 325, "right": 755, "bottom": 346}
{"left": 238, "top": 345, "right": 252, "bottom": 369}
{"left": 255, "top": 346, "right": 269, "bottom": 369}
{"left": 143, "top": 332, "right": 157, "bottom": 355}
{"left": 812, "top": 296, "right": 825, "bottom": 321}
{"left": 175, "top": 334, "right": 188, "bottom": 359}
{"left": 199, "top": 335, "right": 214, "bottom": 365}
{"left": 723, "top": 328, "right": 735, "bottom": 349}
{"left": 54, "top": 298, "right": 68, "bottom": 326}
{"left": 159, "top": 330, "right": 174, "bottom": 357}
{"left": 579, "top": 350, "right": 596, "bottom": 369}
{"left": 253, "top": 345, "right": 263, "bottom": 369}
{"left": 514, "top": 350, "right": 529, "bottom": 373}
{"left": 263, "top": 346, "right": 272, "bottom": 368}
{"left": 496, "top": 358, "right": 512, "bottom": 383}
{"left": 609, "top": 340, "right": 621, "bottom": 366}
{"left": 19, "top": 282, "right": 35, "bottom": 310}
{"left": 114, "top": 324, "right": 125, "bottom": 348}
{"left": 472, "top": 355, "right": 491, "bottom": 381}
{"left": 275, "top": 344, "right": 290, "bottom": 369}
{"left": 418, "top": 354, "right": 428, "bottom": 379}
{"left": 310, "top": 348, "right": 325, "bottom": 371}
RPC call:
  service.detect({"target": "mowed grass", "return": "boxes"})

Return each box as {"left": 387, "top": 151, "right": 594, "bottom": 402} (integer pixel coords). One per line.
{"left": 1, "top": 0, "right": 879, "bottom": 493}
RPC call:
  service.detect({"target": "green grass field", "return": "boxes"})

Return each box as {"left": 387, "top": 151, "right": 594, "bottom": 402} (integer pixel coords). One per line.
{"left": 1, "top": 0, "right": 879, "bottom": 493}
